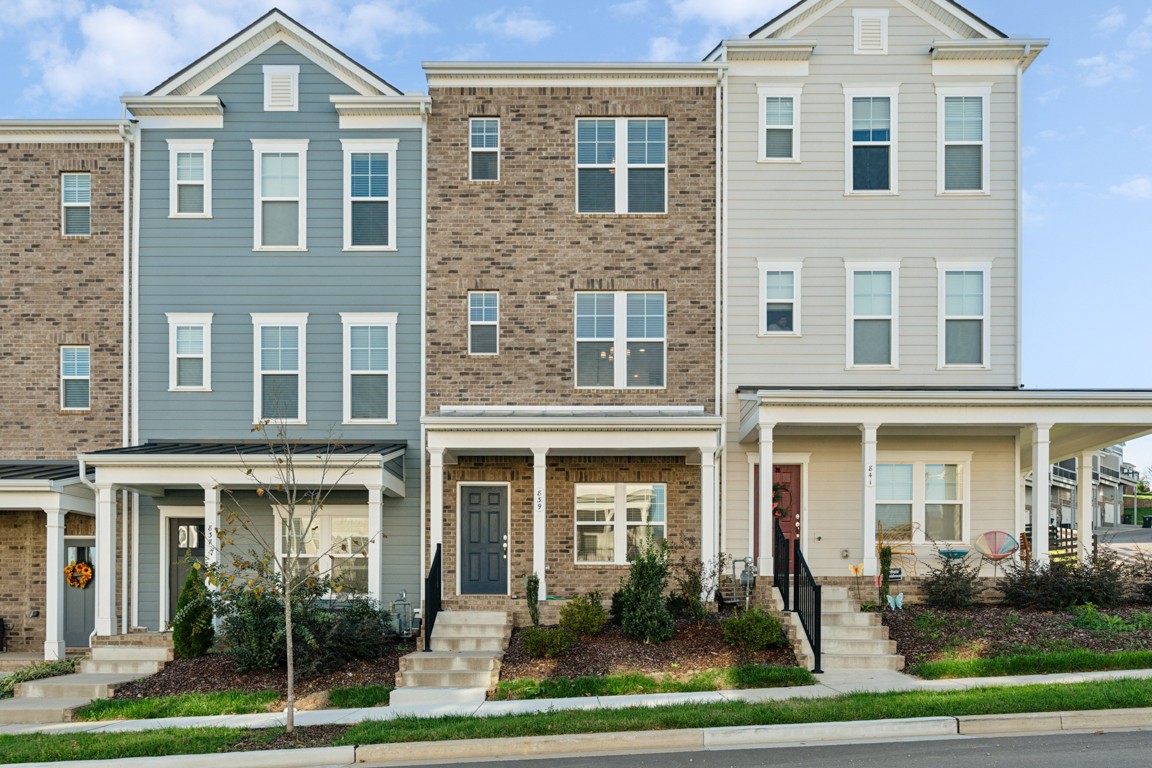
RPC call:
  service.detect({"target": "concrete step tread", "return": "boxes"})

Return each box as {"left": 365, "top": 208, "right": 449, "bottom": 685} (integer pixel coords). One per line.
{"left": 18, "top": 672, "right": 145, "bottom": 686}
{"left": 388, "top": 687, "right": 488, "bottom": 707}
{"left": 402, "top": 651, "right": 502, "bottom": 660}
{"left": 434, "top": 611, "right": 511, "bottom": 625}
{"left": 0, "top": 697, "right": 91, "bottom": 723}
{"left": 90, "top": 646, "right": 173, "bottom": 661}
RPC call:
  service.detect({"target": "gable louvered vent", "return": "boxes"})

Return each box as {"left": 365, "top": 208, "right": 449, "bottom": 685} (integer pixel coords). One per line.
{"left": 854, "top": 9, "right": 889, "bottom": 55}
{"left": 263, "top": 65, "right": 299, "bottom": 111}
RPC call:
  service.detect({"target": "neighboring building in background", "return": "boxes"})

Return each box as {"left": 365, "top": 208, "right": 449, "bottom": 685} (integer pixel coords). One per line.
{"left": 0, "top": 120, "right": 129, "bottom": 657}
{"left": 1026, "top": 444, "right": 1141, "bottom": 530}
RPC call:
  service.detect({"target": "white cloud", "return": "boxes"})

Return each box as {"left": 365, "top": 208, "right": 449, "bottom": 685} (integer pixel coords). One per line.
{"left": 1078, "top": 11, "right": 1152, "bottom": 86}
{"left": 475, "top": 8, "right": 554, "bottom": 44}
{"left": 1076, "top": 53, "right": 1134, "bottom": 86}
{"left": 646, "top": 36, "right": 684, "bottom": 62}
{"left": 1131, "top": 11, "right": 1152, "bottom": 49}
{"left": 668, "top": 0, "right": 794, "bottom": 29}
{"left": 1097, "top": 7, "right": 1126, "bottom": 33}
{"left": 1022, "top": 188, "right": 1049, "bottom": 227}
{"left": 612, "top": 0, "right": 648, "bottom": 15}
{"left": 1110, "top": 177, "right": 1152, "bottom": 200}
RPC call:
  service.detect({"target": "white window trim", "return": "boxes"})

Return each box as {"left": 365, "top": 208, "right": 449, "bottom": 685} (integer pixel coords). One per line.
{"left": 61, "top": 172, "right": 90, "bottom": 237}
{"left": 263, "top": 64, "right": 299, "bottom": 112}
{"left": 166, "top": 139, "right": 214, "bottom": 218}
{"left": 574, "top": 483, "right": 667, "bottom": 566}
{"left": 468, "top": 291, "right": 500, "bottom": 355}
{"left": 853, "top": 8, "right": 890, "bottom": 55}
{"left": 574, "top": 291, "right": 667, "bottom": 390}
{"left": 251, "top": 139, "right": 309, "bottom": 252}
{"left": 845, "top": 261, "right": 900, "bottom": 370}
{"left": 575, "top": 117, "right": 668, "bottom": 215}
{"left": 166, "top": 312, "right": 213, "bottom": 392}
{"left": 60, "top": 345, "right": 90, "bottom": 411}
{"left": 757, "top": 86, "right": 802, "bottom": 163}
{"left": 843, "top": 85, "right": 900, "bottom": 196}
{"left": 469, "top": 117, "right": 500, "bottom": 182}
{"left": 757, "top": 260, "right": 802, "bottom": 336}
{"left": 272, "top": 505, "right": 369, "bottom": 597}
{"left": 936, "top": 261, "right": 992, "bottom": 370}
{"left": 877, "top": 451, "right": 973, "bottom": 546}
{"left": 251, "top": 312, "right": 308, "bottom": 425}
{"left": 340, "top": 311, "right": 398, "bottom": 425}
{"left": 936, "top": 86, "right": 992, "bottom": 196}
{"left": 341, "top": 138, "right": 398, "bottom": 252}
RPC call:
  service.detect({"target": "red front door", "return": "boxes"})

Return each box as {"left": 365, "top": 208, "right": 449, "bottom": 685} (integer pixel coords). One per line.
{"left": 753, "top": 464, "right": 801, "bottom": 564}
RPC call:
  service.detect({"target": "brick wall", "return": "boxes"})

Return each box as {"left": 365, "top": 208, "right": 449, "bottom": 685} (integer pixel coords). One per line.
{"left": 0, "top": 142, "right": 124, "bottom": 459}
{"left": 426, "top": 85, "right": 717, "bottom": 412}
{"left": 438, "top": 455, "right": 701, "bottom": 601}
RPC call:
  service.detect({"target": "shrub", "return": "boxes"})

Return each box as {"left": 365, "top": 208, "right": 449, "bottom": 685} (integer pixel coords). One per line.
{"left": 617, "top": 537, "right": 674, "bottom": 644}
{"left": 172, "top": 566, "right": 215, "bottom": 659}
{"left": 0, "top": 659, "right": 76, "bottom": 699}
{"left": 921, "top": 552, "right": 983, "bottom": 610}
{"left": 668, "top": 541, "right": 725, "bottom": 625}
{"left": 877, "top": 546, "right": 893, "bottom": 605}
{"left": 721, "top": 608, "right": 785, "bottom": 652}
{"left": 519, "top": 626, "right": 575, "bottom": 658}
{"left": 525, "top": 573, "right": 540, "bottom": 627}
{"left": 609, "top": 589, "right": 625, "bottom": 626}
{"left": 666, "top": 593, "right": 708, "bottom": 623}
{"left": 1000, "top": 550, "right": 1129, "bottom": 610}
{"left": 218, "top": 587, "right": 284, "bottom": 672}
{"left": 559, "top": 592, "right": 608, "bottom": 639}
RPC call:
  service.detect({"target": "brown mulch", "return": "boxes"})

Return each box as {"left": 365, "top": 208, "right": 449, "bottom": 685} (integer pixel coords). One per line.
{"left": 231, "top": 724, "right": 353, "bottom": 751}
{"left": 499, "top": 618, "right": 798, "bottom": 682}
{"left": 884, "top": 604, "right": 1152, "bottom": 668}
{"left": 110, "top": 641, "right": 412, "bottom": 701}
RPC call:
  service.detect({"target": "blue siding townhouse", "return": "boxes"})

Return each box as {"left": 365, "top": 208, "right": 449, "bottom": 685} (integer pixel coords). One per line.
{"left": 81, "top": 10, "right": 427, "bottom": 636}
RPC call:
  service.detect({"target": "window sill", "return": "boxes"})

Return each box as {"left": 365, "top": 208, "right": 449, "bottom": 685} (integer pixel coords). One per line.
{"left": 758, "top": 158, "right": 801, "bottom": 165}
{"left": 169, "top": 387, "right": 213, "bottom": 393}
{"left": 169, "top": 214, "right": 212, "bottom": 220}
{"left": 936, "top": 365, "right": 990, "bottom": 371}
{"left": 259, "top": 418, "right": 307, "bottom": 426}
{"left": 844, "top": 191, "right": 899, "bottom": 197}
{"left": 343, "top": 245, "right": 398, "bottom": 253}
{"left": 759, "top": 331, "right": 802, "bottom": 338}
{"left": 253, "top": 246, "right": 307, "bottom": 253}
{"left": 467, "top": 178, "right": 501, "bottom": 183}
{"left": 575, "top": 562, "right": 630, "bottom": 568}
{"left": 936, "top": 190, "right": 991, "bottom": 197}
{"left": 846, "top": 365, "right": 899, "bottom": 371}
{"left": 575, "top": 212, "right": 668, "bottom": 217}
{"left": 59, "top": 409, "right": 91, "bottom": 414}
{"left": 343, "top": 419, "right": 397, "bottom": 426}
{"left": 468, "top": 352, "right": 500, "bottom": 357}
{"left": 60, "top": 234, "right": 92, "bottom": 240}
{"left": 574, "top": 386, "right": 669, "bottom": 392}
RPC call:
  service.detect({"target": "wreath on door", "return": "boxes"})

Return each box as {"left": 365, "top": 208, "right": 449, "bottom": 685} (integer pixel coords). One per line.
{"left": 64, "top": 560, "right": 94, "bottom": 590}
{"left": 772, "top": 482, "right": 792, "bottom": 518}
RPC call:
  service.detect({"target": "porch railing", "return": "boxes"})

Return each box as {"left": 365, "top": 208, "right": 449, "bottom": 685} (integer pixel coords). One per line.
{"left": 423, "top": 544, "right": 442, "bottom": 653}
{"left": 773, "top": 519, "right": 822, "bottom": 673}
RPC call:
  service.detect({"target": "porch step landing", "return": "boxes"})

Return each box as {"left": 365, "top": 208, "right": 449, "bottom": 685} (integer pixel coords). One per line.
{"left": 778, "top": 586, "right": 904, "bottom": 673}
{"left": 391, "top": 610, "right": 511, "bottom": 707}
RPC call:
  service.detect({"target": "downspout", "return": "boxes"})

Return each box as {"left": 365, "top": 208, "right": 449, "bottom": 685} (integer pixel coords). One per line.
{"left": 418, "top": 97, "right": 430, "bottom": 609}
{"left": 131, "top": 121, "right": 142, "bottom": 445}
{"left": 118, "top": 111, "right": 134, "bottom": 635}
{"left": 715, "top": 64, "right": 728, "bottom": 559}
{"left": 1015, "top": 46, "right": 1028, "bottom": 387}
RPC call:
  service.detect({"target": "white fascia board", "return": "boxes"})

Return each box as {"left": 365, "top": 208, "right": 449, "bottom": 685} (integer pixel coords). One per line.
{"left": 426, "top": 428, "right": 721, "bottom": 454}
{"left": 423, "top": 414, "right": 724, "bottom": 430}
{"left": 424, "top": 62, "right": 722, "bottom": 89}
{"left": 83, "top": 461, "right": 391, "bottom": 491}
{"left": 0, "top": 120, "right": 128, "bottom": 143}
{"left": 744, "top": 389, "right": 1152, "bottom": 407}
{"left": 0, "top": 488, "right": 94, "bottom": 515}
{"left": 331, "top": 96, "right": 431, "bottom": 130}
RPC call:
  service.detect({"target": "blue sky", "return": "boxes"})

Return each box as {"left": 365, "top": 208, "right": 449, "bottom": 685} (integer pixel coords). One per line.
{"left": 1, "top": 0, "right": 1150, "bottom": 468}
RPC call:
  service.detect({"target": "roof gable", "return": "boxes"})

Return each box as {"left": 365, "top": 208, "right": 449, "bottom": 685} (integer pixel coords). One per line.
{"left": 749, "top": 0, "right": 1005, "bottom": 41}
{"left": 148, "top": 8, "right": 402, "bottom": 99}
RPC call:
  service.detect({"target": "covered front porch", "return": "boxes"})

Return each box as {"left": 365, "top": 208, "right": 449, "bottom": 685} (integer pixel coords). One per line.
{"left": 79, "top": 441, "right": 407, "bottom": 638}
{"left": 737, "top": 389, "right": 1152, "bottom": 579}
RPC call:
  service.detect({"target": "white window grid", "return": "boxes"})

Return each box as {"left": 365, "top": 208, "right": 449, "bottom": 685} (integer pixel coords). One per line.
{"left": 757, "top": 86, "right": 802, "bottom": 162}
{"left": 273, "top": 506, "right": 370, "bottom": 596}
{"left": 166, "top": 312, "right": 213, "bottom": 391}
{"left": 843, "top": 86, "right": 899, "bottom": 196}
{"left": 936, "top": 262, "right": 991, "bottom": 369}
{"left": 251, "top": 139, "right": 309, "bottom": 252}
{"left": 574, "top": 291, "right": 666, "bottom": 390}
{"left": 251, "top": 313, "right": 308, "bottom": 425}
{"left": 574, "top": 483, "right": 667, "bottom": 565}
{"left": 845, "top": 262, "right": 900, "bottom": 369}
{"left": 340, "top": 312, "right": 398, "bottom": 425}
{"left": 61, "top": 173, "right": 91, "bottom": 237}
{"left": 341, "top": 139, "right": 398, "bottom": 251}
{"left": 469, "top": 118, "right": 500, "bottom": 181}
{"left": 936, "top": 86, "right": 992, "bottom": 195}
{"left": 758, "top": 261, "right": 802, "bottom": 336}
{"left": 876, "top": 453, "right": 972, "bottom": 546}
{"left": 60, "top": 346, "right": 90, "bottom": 410}
{"left": 468, "top": 292, "right": 499, "bottom": 355}
{"left": 575, "top": 117, "right": 667, "bottom": 214}
{"left": 167, "top": 139, "right": 214, "bottom": 218}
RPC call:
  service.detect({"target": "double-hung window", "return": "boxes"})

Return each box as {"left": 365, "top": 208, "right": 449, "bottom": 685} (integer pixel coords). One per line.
{"left": 468, "top": 292, "right": 499, "bottom": 354}
{"left": 876, "top": 455, "right": 971, "bottom": 545}
{"left": 847, "top": 265, "right": 898, "bottom": 368}
{"left": 938, "top": 88, "right": 990, "bottom": 193}
{"left": 276, "top": 507, "right": 369, "bottom": 594}
{"left": 167, "top": 139, "right": 213, "bottom": 217}
{"left": 470, "top": 118, "right": 500, "bottom": 181}
{"left": 758, "top": 87, "right": 801, "bottom": 162}
{"left": 252, "top": 313, "right": 307, "bottom": 423}
{"left": 60, "top": 346, "right": 90, "bottom": 410}
{"left": 575, "top": 292, "right": 665, "bottom": 389}
{"left": 342, "top": 139, "right": 396, "bottom": 249}
{"left": 61, "top": 173, "right": 91, "bottom": 236}
{"left": 341, "top": 312, "right": 396, "bottom": 424}
{"left": 845, "top": 87, "right": 898, "bottom": 193}
{"left": 759, "top": 262, "right": 801, "bottom": 335}
{"left": 575, "top": 483, "right": 666, "bottom": 564}
{"left": 938, "top": 264, "right": 990, "bottom": 368}
{"left": 166, "top": 313, "right": 212, "bottom": 391}
{"left": 576, "top": 118, "right": 666, "bottom": 214}
{"left": 252, "top": 140, "right": 308, "bottom": 250}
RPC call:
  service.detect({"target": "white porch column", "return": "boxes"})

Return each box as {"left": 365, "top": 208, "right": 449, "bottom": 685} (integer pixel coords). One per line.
{"left": 700, "top": 450, "right": 717, "bottom": 597}
{"left": 1031, "top": 424, "right": 1052, "bottom": 564}
{"left": 1077, "top": 451, "right": 1095, "bottom": 564}
{"left": 94, "top": 484, "right": 117, "bottom": 637}
{"left": 201, "top": 483, "right": 220, "bottom": 569}
{"left": 757, "top": 424, "right": 775, "bottom": 576}
{"left": 367, "top": 485, "right": 384, "bottom": 600}
{"left": 429, "top": 449, "right": 444, "bottom": 558}
{"left": 43, "top": 506, "right": 66, "bottom": 660}
{"left": 861, "top": 423, "right": 880, "bottom": 577}
{"left": 532, "top": 449, "right": 548, "bottom": 600}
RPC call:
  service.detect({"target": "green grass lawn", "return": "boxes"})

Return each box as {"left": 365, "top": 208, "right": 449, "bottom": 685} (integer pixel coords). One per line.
{"left": 74, "top": 690, "right": 280, "bottom": 721}
{"left": 912, "top": 649, "right": 1152, "bottom": 680}
{"left": 492, "top": 665, "right": 814, "bottom": 700}
{"left": 3, "top": 678, "right": 1151, "bottom": 765}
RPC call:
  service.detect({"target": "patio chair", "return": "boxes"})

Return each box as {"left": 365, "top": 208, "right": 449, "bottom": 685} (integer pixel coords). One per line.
{"left": 973, "top": 530, "right": 1019, "bottom": 575}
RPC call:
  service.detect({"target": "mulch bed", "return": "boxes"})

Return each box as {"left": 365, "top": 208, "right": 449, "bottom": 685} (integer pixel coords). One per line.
{"left": 232, "top": 724, "right": 353, "bottom": 750}
{"left": 499, "top": 618, "right": 798, "bottom": 681}
{"left": 884, "top": 604, "right": 1152, "bottom": 668}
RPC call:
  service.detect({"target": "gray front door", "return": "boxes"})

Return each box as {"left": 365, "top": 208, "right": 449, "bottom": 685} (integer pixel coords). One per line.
{"left": 460, "top": 486, "right": 508, "bottom": 595}
{"left": 63, "top": 539, "right": 95, "bottom": 648}
{"left": 169, "top": 518, "right": 206, "bottom": 623}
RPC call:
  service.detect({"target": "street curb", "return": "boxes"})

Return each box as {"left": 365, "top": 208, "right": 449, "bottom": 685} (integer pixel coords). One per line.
{"left": 957, "top": 707, "right": 1152, "bottom": 735}
{"left": 14, "top": 745, "right": 356, "bottom": 768}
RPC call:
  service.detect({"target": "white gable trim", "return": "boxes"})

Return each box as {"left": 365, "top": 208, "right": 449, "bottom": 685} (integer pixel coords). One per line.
{"left": 893, "top": 0, "right": 967, "bottom": 40}
{"left": 754, "top": 0, "right": 846, "bottom": 40}
{"left": 754, "top": 0, "right": 999, "bottom": 42}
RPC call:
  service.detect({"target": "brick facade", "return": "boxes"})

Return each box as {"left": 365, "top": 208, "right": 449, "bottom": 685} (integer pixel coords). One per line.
{"left": 439, "top": 455, "right": 701, "bottom": 602}
{"left": 0, "top": 142, "right": 124, "bottom": 458}
{"left": 425, "top": 84, "right": 717, "bottom": 411}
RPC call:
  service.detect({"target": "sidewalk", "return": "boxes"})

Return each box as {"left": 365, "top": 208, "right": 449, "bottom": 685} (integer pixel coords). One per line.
{"left": 3, "top": 666, "right": 1152, "bottom": 737}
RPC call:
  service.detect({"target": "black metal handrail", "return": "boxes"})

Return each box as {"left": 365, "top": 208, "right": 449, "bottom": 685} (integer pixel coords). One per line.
{"left": 792, "top": 539, "right": 822, "bottom": 673}
{"left": 772, "top": 519, "right": 790, "bottom": 611}
{"left": 423, "top": 544, "right": 442, "bottom": 653}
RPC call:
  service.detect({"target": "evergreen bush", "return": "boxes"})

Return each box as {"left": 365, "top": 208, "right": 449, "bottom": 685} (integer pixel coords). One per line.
{"left": 172, "top": 566, "right": 215, "bottom": 659}
{"left": 921, "top": 552, "right": 983, "bottom": 609}
{"left": 721, "top": 608, "right": 785, "bottom": 652}
{"left": 617, "top": 538, "right": 674, "bottom": 644}
{"left": 558, "top": 591, "right": 608, "bottom": 639}
{"left": 520, "top": 626, "right": 575, "bottom": 658}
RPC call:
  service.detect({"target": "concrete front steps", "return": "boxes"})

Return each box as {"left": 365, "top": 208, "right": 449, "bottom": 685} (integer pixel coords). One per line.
{"left": 809, "top": 586, "right": 904, "bottom": 672}
{"left": 391, "top": 610, "right": 511, "bottom": 707}
{"left": 0, "top": 633, "right": 172, "bottom": 724}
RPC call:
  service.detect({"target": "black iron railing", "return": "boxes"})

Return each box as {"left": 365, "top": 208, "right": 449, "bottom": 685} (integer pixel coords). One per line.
{"left": 423, "top": 544, "right": 442, "bottom": 653}
{"left": 772, "top": 519, "right": 791, "bottom": 611}
{"left": 791, "top": 539, "right": 822, "bottom": 674}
